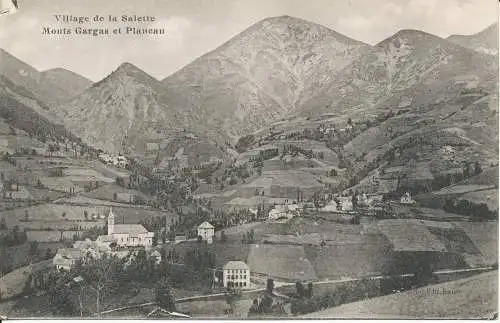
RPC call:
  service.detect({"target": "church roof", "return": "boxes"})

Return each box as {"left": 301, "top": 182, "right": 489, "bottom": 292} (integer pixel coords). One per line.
{"left": 198, "top": 221, "right": 214, "bottom": 229}
{"left": 113, "top": 224, "right": 149, "bottom": 234}
{"left": 223, "top": 261, "right": 249, "bottom": 270}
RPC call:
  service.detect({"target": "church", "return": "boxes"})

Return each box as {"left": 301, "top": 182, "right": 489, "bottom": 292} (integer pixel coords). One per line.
{"left": 106, "top": 208, "right": 154, "bottom": 247}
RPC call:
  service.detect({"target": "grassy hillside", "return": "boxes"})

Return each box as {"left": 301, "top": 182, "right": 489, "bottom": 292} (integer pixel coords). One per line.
{"left": 302, "top": 270, "right": 498, "bottom": 319}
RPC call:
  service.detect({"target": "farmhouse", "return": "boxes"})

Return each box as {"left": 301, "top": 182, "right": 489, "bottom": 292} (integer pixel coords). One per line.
{"left": 197, "top": 221, "right": 215, "bottom": 244}
{"left": 146, "top": 142, "right": 160, "bottom": 151}
{"left": 400, "top": 192, "right": 416, "bottom": 204}
{"left": 106, "top": 208, "right": 154, "bottom": 247}
{"left": 115, "top": 192, "right": 137, "bottom": 203}
{"left": 223, "top": 261, "right": 250, "bottom": 289}
{"left": 339, "top": 197, "right": 354, "bottom": 211}
{"left": 268, "top": 203, "right": 300, "bottom": 220}
{"left": 151, "top": 250, "right": 162, "bottom": 264}
{"left": 53, "top": 248, "right": 82, "bottom": 271}
{"left": 320, "top": 200, "right": 338, "bottom": 212}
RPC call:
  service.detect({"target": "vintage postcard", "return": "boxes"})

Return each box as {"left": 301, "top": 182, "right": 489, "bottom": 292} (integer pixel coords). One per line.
{"left": 0, "top": 0, "right": 498, "bottom": 320}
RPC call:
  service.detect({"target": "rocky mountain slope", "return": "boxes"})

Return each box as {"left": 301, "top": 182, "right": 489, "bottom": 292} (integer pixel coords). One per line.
{"left": 4, "top": 16, "right": 496, "bottom": 185}
{"left": 162, "top": 15, "right": 370, "bottom": 139}
{"left": 227, "top": 28, "right": 498, "bottom": 199}
{"left": 0, "top": 49, "right": 91, "bottom": 108}
{"left": 0, "top": 74, "right": 69, "bottom": 139}
{"left": 40, "top": 68, "right": 92, "bottom": 99}
{"left": 54, "top": 62, "right": 230, "bottom": 155}
{"left": 447, "top": 23, "right": 498, "bottom": 56}
{"left": 301, "top": 29, "right": 497, "bottom": 117}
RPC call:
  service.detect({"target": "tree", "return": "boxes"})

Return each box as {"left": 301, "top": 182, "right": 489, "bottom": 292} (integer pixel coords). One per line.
{"left": 413, "top": 262, "right": 433, "bottom": 287}
{"left": 81, "top": 254, "right": 123, "bottom": 318}
{"left": 155, "top": 278, "right": 176, "bottom": 311}
{"left": 248, "top": 298, "right": 259, "bottom": 316}
{"left": 113, "top": 192, "right": 118, "bottom": 201}
{"left": 351, "top": 193, "right": 358, "bottom": 210}
{"left": 225, "top": 289, "right": 241, "bottom": 314}
{"left": 474, "top": 161, "right": 482, "bottom": 175}
{"left": 45, "top": 248, "right": 53, "bottom": 260}
{"left": 220, "top": 230, "right": 227, "bottom": 243}
{"left": 48, "top": 276, "right": 77, "bottom": 316}
{"left": 296, "top": 281, "right": 305, "bottom": 298}
{"left": 0, "top": 217, "right": 6, "bottom": 230}
{"left": 84, "top": 211, "right": 89, "bottom": 221}
{"left": 152, "top": 232, "right": 158, "bottom": 247}
{"left": 266, "top": 278, "right": 274, "bottom": 293}
{"left": 307, "top": 282, "right": 313, "bottom": 298}
{"left": 29, "top": 241, "right": 39, "bottom": 256}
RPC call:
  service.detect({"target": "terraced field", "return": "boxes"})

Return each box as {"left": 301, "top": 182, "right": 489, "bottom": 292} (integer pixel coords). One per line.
{"left": 304, "top": 234, "right": 393, "bottom": 279}
{"left": 248, "top": 244, "right": 317, "bottom": 281}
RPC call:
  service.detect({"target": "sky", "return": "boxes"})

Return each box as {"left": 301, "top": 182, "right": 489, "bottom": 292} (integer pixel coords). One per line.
{"left": 0, "top": 0, "right": 497, "bottom": 81}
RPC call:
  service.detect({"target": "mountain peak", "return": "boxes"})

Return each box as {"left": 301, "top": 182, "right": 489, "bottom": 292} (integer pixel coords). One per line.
{"left": 108, "top": 62, "right": 160, "bottom": 84}
{"left": 446, "top": 22, "right": 498, "bottom": 55}
{"left": 376, "top": 28, "right": 445, "bottom": 48}
{"left": 252, "top": 15, "right": 367, "bottom": 46}
{"left": 115, "top": 62, "right": 143, "bottom": 73}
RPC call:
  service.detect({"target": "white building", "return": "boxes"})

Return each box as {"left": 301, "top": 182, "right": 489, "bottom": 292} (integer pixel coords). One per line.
{"left": 151, "top": 250, "right": 162, "bottom": 265}
{"left": 400, "top": 192, "right": 416, "bottom": 204}
{"left": 337, "top": 197, "right": 353, "bottom": 211}
{"left": 197, "top": 222, "right": 215, "bottom": 244}
{"left": 320, "top": 200, "right": 338, "bottom": 212}
{"left": 107, "top": 208, "right": 153, "bottom": 247}
{"left": 268, "top": 203, "right": 300, "bottom": 220}
{"left": 53, "top": 248, "right": 82, "bottom": 271}
{"left": 223, "top": 261, "right": 250, "bottom": 289}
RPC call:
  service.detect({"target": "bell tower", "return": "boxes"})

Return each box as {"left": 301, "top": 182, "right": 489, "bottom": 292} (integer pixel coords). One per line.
{"left": 107, "top": 207, "right": 115, "bottom": 235}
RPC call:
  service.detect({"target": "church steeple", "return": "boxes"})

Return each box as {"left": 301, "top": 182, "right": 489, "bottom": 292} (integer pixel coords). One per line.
{"left": 107, "top": 207, "right": 115, "bottom": 235}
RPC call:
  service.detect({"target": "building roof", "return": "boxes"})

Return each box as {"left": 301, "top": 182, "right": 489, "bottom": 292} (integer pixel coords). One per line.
{"left": 56, "top": 248, "right": 82, "bottom": 260}
{"left": 112, "top": 224, "right": 149, "bottom": 234}
{"left": 198, "top": 221, "right": 214, "bottom": 229}
{"left": 96, "top": 235, "right": 117, "bottom": 242}
{"left": 223, "top": 261, "right": 249, "bottom": 270}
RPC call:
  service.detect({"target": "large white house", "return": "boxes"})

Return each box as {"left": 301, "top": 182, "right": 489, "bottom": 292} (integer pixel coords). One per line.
{"left": 107, "top": 208, "right": 154, "bottom": 247}
{"left": 223, "top": 261, "right": 250, "bottom": 289}
{"left": 197, "top": 221, "right": 215, "bottom": 244}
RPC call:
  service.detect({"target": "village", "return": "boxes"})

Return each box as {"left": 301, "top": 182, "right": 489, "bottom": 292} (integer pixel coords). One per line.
{"left": 0, "top": 128, "right": 496, "bottom": 318}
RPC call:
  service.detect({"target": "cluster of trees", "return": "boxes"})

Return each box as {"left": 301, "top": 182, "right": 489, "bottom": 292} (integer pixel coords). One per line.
{"left": 241, "top": 229, "right": 255, "bottom": 244}
{"left": 290, "top": 279, "right": 380, "bottom": 315}
{"left": 12, "top": 147, "right": 37, "bottom": 156}
{"left": 280, "top": 144, "right": 324, "bottom": 160}
{"left": 247, "top": 279, "right": 286, "bottom": 316}
{"left": 235, "top": 134, "right": 255, "bottom": 153}
{"left": 0, "top": 224, "right": 28, "bottom": 247}
{"left": 32, "top": 252, "right": 178, "bottom": 317}
{"left": 251, "top": 148, "right": 280, "bottom": 168}
{"left": 396, "top": 161, "right": 484, "bottom": 197}
{"left": 80, "top": 225, "right": 107, "bottom": 241}
{"left": 48, "top": 167, "right": 65, "bottom": 177}
{"left": 164, "top": 245, "right": 216, "bottom": 290}
{"left": 83, "top": 181, "right": 101, "bottom": 192}
{"left": 196, "top": 162, "right": 222, "bottom": 183}
{"left": 443, "top": 198, "right": 497, "bottom": 220}
{"left": 326, "top": 168, "right": 338, "bottom": 177}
